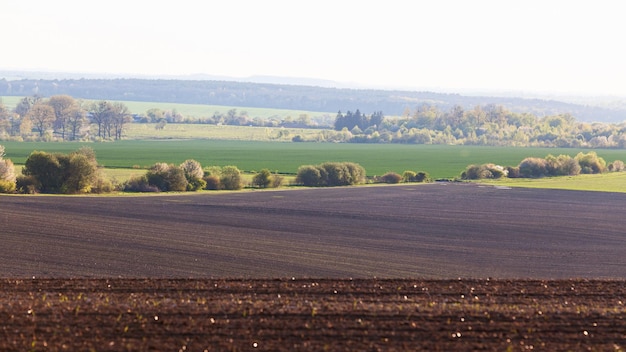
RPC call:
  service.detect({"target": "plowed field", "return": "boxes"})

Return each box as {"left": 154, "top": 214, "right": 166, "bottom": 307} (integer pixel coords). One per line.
{"left": 1, "top": 183, "right": 625, "bottom": 278}
{"left": 1, "top": 278, "right": 624, "bottom": 351}
{"left": 1, "top": 183, "right": 625, "bottom": 350}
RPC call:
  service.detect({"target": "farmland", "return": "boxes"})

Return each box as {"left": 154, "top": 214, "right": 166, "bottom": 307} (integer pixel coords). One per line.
{"left": 1, "top": 184, "right": 625, "bottom": 350}
{"left": 4, "top": 140, "right": 626, "bottom": 179}
{"left": 2, "top": 183, "right": 624, "bottom": 278}
{"left": 0, "top": 96, "right": 332, "bottom": 121}
{"left": 2, "top": 278, "right": 624, "bottom": 351}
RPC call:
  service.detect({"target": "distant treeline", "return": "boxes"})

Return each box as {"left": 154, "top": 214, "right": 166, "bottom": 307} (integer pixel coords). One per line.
{"left": 1, "top": 78, "right": 625, "bottom": 122}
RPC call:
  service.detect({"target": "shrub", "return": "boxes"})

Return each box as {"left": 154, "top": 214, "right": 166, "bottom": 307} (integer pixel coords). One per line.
{"left": 343, "top": 162, "right": 366, "bottom": 185}
{"left": 203, "top": 175, "right": 221, "bottom": 190}
{"left": 545, "top": 154, "right": 580, "bottom": 176}
{"left": 518, "top": 157, "right": 549, "bottom": 178}
{"left": 123, "top": 175, "right": 159, "bottom": 192}
{"left": 180, "top": 159, "right": 204, "bottom": 177}
{"left": 16, "top": 175, "right": 40, "bottom": 194}
{"left": 414, "top": 171, "right": 431, "bottom": 182}
{"left": 296, "top": 162, "right": 366, "bottom": 187}
{"left": 63, "top": 153, "right": 97, "bottom": 193}
{"left": 180, "top": 159, "right": 205, "bottom": 191}
{"left": 380, "top": 172, "right": 402, "bottom": 184}
{"left": 146, "top": 163, "right": 188, "bottom": 192}
{"left": 402, "top": 170, "right": 417, "bottom": 182}
{"left": 320, "top": 162, "right": 351, "bottom": 186}
{"left": 296, "top": 165, "right": 323, "bottom": 186}
{"left": 575, "top": 152, "right": 606, "bottom": 174}
{"left": 0, "top": 158, "right": 16, "bottom": 192}
{"left": 22, "top": 151, "right": 64, "bottom": 193}
{"left": 20, "top": 148, "right": 107, "bottom": 194}
{"left": 91, "top": 176, "right": 115, "bottom": 194}
{"left": 220, "top": 165, "right": 243, "bottom": 190}
{"left": 187, "top": 177, "right": 207, "bottom": 191}
{"left": 506, "top": 166, "right": 521, "bottom": 178}
{"left": 608, "top": 160, "right": 625, "bottom": 172}
{"left": 271, "top": 174, "right": 284, "bottom": 188}
{"left": 461, "top": 164, "right": 506, "bottom": 180}
{"left": 252, "top": 169, "right": 272, "bottom": 188}
{"left": 0, "top": 179, "right": 16, "bottom": 193}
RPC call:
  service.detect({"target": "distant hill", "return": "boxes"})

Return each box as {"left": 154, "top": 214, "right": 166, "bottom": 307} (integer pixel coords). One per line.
{"left": 1, "top": 73, "right": 626, "bottom": 122}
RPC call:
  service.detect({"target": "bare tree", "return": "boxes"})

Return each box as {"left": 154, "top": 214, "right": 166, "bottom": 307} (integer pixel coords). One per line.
{"left": 48, "top": 95, "right": 77, "bottom": 140}
{"left": 28, "top": 103, "right": 55, "bottom": 137}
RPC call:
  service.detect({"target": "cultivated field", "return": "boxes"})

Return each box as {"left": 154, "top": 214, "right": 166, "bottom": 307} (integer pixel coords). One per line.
{"left": 0, "top": 184, "right": 626, "bottom": 351}
{"left": 2, "top": 184, "right": 626, "bottom": 350}
{"left": 4, "top": 140, "right": 626, "bottom": 179}
{"left": 2, "top": 183, "right": 624, "bottom": 278}
{"left": 1, "top": 278, "right": 624, "bottom": 351}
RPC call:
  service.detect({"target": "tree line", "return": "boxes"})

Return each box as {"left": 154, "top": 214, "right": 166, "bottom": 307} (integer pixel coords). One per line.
{"left": 3, "top": 77, "right": 625, "bottom": 122}
{"left": 0, "top": 95, "right": 132, "bottom": 141}
{"left": 321, "top": 105, "right": 626, "bottom": 148}
{"left": 3, "top": 94, "right": 626, "bottom": 148}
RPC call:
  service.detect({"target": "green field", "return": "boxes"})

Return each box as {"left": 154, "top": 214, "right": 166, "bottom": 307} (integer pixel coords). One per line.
{"left": 4, "top": 140, "right": 626, "bottom": 180}
{"left": 124, "top": 123, "right": 322, "bottom": 141}
{"left": 479, "top": 172, "right": 626, "bottom": 193}
{"left": 1, "top": 96, "right": 331, "bottom": 120}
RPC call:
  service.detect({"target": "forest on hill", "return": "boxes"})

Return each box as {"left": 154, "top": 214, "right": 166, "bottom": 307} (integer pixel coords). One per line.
{"left": 1, "top": 77, "right": 626, "bottom": 123}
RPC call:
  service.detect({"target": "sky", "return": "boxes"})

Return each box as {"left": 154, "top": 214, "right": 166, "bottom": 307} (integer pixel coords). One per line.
{"left": 2, "top": 0, "right": 626, "bottom": 96}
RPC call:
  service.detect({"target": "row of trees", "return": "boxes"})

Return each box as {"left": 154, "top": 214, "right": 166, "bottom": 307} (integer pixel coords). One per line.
{"left": 0, "top": 95, "right": 132, "bottom": 141}
{"left": 326, "top": 104, "right": 626, "bottom": 148}
{"left": 4, "top": 93, "right": 626, "bottom": 148}
{"left": 461, "top": 152, "right": 624, "bottom": 180}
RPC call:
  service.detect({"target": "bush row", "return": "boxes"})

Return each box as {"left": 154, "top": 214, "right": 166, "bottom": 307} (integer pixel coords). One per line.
{"left": 461, "top": 152, "right": 624, "bottom": 180}
{"left": 295, "top": 162, "right": 366, "bottom": 187}
{"left": 1, "top": 145, "right": 432, "bottom": 194}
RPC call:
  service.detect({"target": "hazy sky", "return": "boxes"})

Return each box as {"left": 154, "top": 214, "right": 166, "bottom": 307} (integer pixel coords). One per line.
{"left": 2, "top": 0, "right": 625, "bottom": 95}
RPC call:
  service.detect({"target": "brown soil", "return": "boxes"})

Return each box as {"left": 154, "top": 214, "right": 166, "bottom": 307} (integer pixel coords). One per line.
{"left": 1, "top": 183, "right": 625, "bottom": 278}
{"left": 1, "top": 278, "right": 624, "bottom": 351}
{"left": 1, "top": 184, "right": 625, "bottom": 350}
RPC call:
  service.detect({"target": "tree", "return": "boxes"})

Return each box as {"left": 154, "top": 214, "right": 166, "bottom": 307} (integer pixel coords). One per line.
{"left": 89, "top": 101, "right": 113, "bottom": 139}
{"left": 48, "top": 95, "right": 77, "bottom": 140}
{"left": 63, "top": 153, "right": 98, "bottom": 193}
{"left": 180, "top": 159, "right": 206, "bottom": 191}
{"left": 111, "top": 102, "right": 131, "bottom": 140}
{"left": 22, "top": 151, "right": 65, "bottom": 193}
{"left": 14, "top": 96, "right": 41, "bottom": 118}
{"left": 28, "top": 103, "right": 55, "bottom": 137}
{"left": 66, "top": 107, "right": 88, "bottom": 140}
{"left": 0, "top": 145, "right": 16, "bottom": 193}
